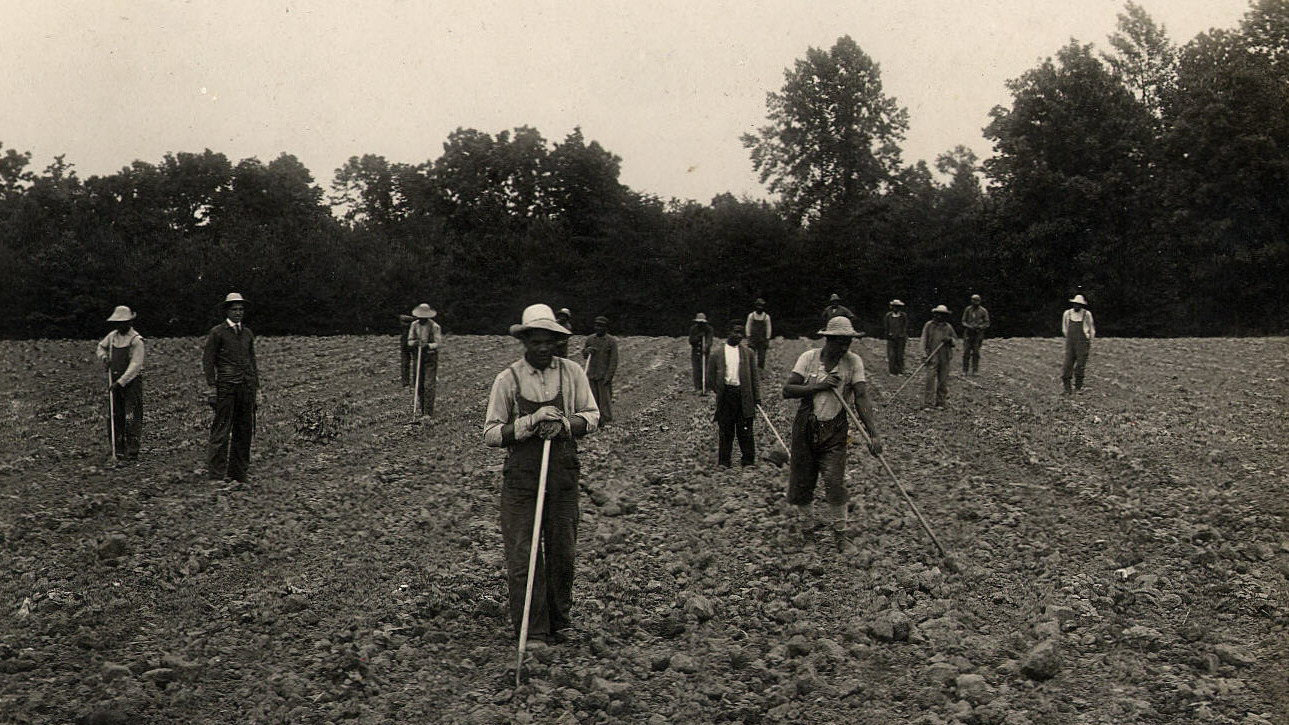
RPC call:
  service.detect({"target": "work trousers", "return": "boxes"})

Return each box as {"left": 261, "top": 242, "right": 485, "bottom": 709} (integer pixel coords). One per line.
{"left": 691, "top": 348, "right": 710, "bottom": 392}
{"left": 208, "top": 382, "right": 255, "bottom": 481}
{"left": 787, "top": 407, "right": 849, "bottom": 506}
{"left": 963, "top": 330, "right": 984, "bottom": 373}
{"left": 108, "top": 379, "right": 143, "bottom": 459}
{"left": 924, "top": 356, "right": 952, "bottom": 407}
{"left": 399, "top": 337, "right": 413, "bottom": 386}
{"left": 499, "top": 441, "right": 580, "bottom": 640}
{"left": 413, "top": 351, "right": 437, "bottom": 415}
{"left": 749, "top": 341, "right": 768, "bottom": 371}
{"left": 886, "top": 338, "right": 906, "bottom": 374}
{"left": 1062, "top": 338, "right": 1091, "bottom": 390}
{"left": 589, "top": 379, "right": 613, "bottom": 423}
{"left": 715, "top": 386, "right": 755, "bottom": 466}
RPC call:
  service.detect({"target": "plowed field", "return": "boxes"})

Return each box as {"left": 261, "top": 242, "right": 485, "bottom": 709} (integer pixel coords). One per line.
{"left": 1, "top": 335, "right": 1286, "bottom": 724}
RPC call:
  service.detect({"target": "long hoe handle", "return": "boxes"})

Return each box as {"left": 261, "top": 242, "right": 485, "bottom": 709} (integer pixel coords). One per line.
{"left": 830, "top": 389, "right": 950, "bottom": 558}
{"left": 106, "top": 369, "right": 117, "bottom": 461}
{"left": 516, "top": 437, "right": 553, "bottom": 687}
{"left": 893, "top": 341, "right": 945, "bottom": 397}
{"left": 756, "top": 404, "right": 789, "bottom": 455}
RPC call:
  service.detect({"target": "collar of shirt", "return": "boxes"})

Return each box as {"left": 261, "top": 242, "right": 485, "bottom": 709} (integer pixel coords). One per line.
{"left": 111, "top": 328, "right": 139, "bottom": 344}
{"left": 226, "top": 319, "right": 242, "bottom": 332}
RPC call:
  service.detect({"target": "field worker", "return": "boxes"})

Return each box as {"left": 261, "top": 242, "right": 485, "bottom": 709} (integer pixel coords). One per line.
{"left": 553, "top": 308, "right": 573, "bottom": 357}
{"left": 407, "top": 304, "right": 442, "bottom": 417}
{"left": 484, "top": 303, "right": 599, "bottom": 644}
{"left": 1061, "top": 294, "right": 1096, "bottom": 394}
{"left": 821, "top": 293, "right": 855, "bottom": 324}
{"left": 921, "top": 305, "right": 958, "bottom": 409}
{"left": 707, "top": 319, "right": 759, "bottom": 467}
{"left": 745, "top": 298, "right": 772, "bottom": 372}
{"left": 782, "top": 316, "right": 882, "bottom": 554}
{"left": 398, "top": 309, "right": 416, "bottom": 387}
{"left": 961, "top": 294, "right": 991, "bottom": 375}
{"left": 203, "top": 293, "right": 259, "bottom": 483}
{"left": 688, "top": 312, "right": 715, "bottom": 394}
{"left": 96, "top": 305, "right": 145, "bottom": 461}
{"left": 581, "top": 316, "right": 618, "bottom": 424}
{"left": 883, "top": 299, "right": 909, "bottom": 375}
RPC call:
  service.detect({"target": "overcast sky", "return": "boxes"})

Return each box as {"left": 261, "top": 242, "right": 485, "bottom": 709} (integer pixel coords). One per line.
{"left": 2, "top": 0, "right": 1253, "bottom": 204}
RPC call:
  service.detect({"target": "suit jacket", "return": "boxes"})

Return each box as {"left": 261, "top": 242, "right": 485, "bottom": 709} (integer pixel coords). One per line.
{"left": 706, "top": 341, "right": 760, "bottom": 419}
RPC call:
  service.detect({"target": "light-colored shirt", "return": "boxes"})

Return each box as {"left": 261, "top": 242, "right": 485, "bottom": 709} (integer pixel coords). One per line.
{"left": 483, "top": 357, "right": 600, "bottom": 447}
{"left": 95, "top": 329, "right": 146, "bottom": 385}
{"left": 1062, "top": 309, "right": 1096, "bottom": 340}
{"left": 745, "top": 311, "right": 772, "bottom": 340}
{"left": 791, "top": 348, "right": 865, "bottom": 420}
{"left": 962, "top": 305, "right": 990, "bottom": 330}
{"left": 225, "top": 318, "right": 244, "bottom": 334}
{"left": 723, "top": 343, "right": 741, "bottom": 385}
{"left": 408, "top": 319, "right": 442, "bottom": 350}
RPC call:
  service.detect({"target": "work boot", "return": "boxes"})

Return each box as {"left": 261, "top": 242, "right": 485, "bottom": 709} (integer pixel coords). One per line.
{"left": 833, "top": 528, "right": 858, "bottom": 555}
{"left": 1062, "top": 379, "right": 1073, "bottom": 395}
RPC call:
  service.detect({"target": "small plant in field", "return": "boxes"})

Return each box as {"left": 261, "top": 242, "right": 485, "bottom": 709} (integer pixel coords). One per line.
{"left": 293, "top": 399, "right": 356, "bottom": 443}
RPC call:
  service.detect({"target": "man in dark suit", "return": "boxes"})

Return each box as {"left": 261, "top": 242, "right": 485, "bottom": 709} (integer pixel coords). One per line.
{"left": 707, "top": 319, "right": 760, "bottom": 467}
{"left": 203, "top": 292, "right": 260, "bottom": 483}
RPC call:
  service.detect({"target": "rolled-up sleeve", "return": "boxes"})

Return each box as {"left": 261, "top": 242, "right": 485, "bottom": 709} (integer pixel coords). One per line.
{"left": 95, "top": 333, "right": 111, "bottom": 362}
{"left": 484, "top": 369, "right": 537, "bottom": 447}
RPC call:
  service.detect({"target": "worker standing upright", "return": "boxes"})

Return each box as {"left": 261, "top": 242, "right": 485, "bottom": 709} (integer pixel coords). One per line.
{"left": 883, "top": 299, "right": 909, "bottom": 375}
{"left": 582, "top": 316, "right": 618, "bottom": 424}
{"left": 96, "top": 306, "right": 146, "bottom": 462}
{"left": 745, "top": 298, "right": 772, "bottom": 372}
{"left": 920, "top": 305, "right": 958, "bottom": 409}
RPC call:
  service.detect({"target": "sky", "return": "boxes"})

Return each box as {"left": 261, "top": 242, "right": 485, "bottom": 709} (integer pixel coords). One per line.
{"left": 1, "top": 0, "right": 1254, "bottom": 204}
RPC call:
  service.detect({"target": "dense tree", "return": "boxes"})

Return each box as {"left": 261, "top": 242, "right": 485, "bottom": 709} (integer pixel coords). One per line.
{"left": 1102, "top": 2, "right": 1177, "bottom": 116}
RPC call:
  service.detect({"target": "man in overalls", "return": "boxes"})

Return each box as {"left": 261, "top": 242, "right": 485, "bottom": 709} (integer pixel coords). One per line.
{"left": 485, "top": 304, "right": 600, "bottom": 644}
{"left": 883, "top": 299, "right": 909, "bottom": 375}
{"left": 782, "top": 316, "right": 883, "bottom": 554}
{"left": 581, "top": 316, "right": 618, "bottom": 424}
{"left": 407, "top": 303, "right": 442, "bottom": 417}
{"left": 961, "top": 294, "right": 990, "bottom": 375}
{"left": 920, "top": 305, "right": 958, "bottom": 409}
{"left": 1061, "top": 294, "right": 1096, "bottom": 394}
{"left": 688, "top": 312, "right": 714, "bottom": 394}
{"left": 96, "top": 306, "right": 146, "bottom": 461}
{"left": 203, "top": 293, "right": 259, "bottom": 483}
{"left": 744, "top": 298, "right": 772, "bottom": 372}
{"left": 553, "top": 308, "right": 573, "bottom": 358}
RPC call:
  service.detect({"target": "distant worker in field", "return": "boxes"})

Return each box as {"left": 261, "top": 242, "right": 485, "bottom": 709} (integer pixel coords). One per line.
{"left": 1061, "top": 294, "right": 1096, "bottom": 395}
{"left": 745, "top": 298, "right": 772, "bottom": 372}
{"left": 782, "top": 316, "right": 882, "bottom": 554}
{"left": 203, "top": 293, "right": 259, "bottom": 483}
{"left": 398, "top": 308, "right": 416, "bottom": 387}
{"left": 821, "top": 293, "right": 855, "bottom": 324}
{"left": 407, "top": 304, "right": 442, "bottom": 418}
{"left": 484, "top": 303, "right": 599, "bottom": 644}
{"left": 688, "top": 312, "right": 714, "bottom": 394}
{"left": 883, "top": 299, "right": 909, "bottom": 375}
{"left": 97, "top": 305, "right": 146, "bottom": 462}
{"left": 581, "top": 316, "right": 618, "bottom": 424}
{"left": 961, "top": 294, "right": 991, "bottom": 375}
{"left": 553, "top": 308, "right": 573, "bottom": 357}
{"left": 920, "top": 305, "right": 958, "bottom": 409}
{"left": 707, "top": 319, "right": 759, "bottom": 467}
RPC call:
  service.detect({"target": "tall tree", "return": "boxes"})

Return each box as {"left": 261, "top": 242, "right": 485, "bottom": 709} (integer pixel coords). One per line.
{"left": 742, "top": 36, "right": 909, "bottom": 225}
{"left": 1102, "top": 2, "right": 1177, "bottom": 116}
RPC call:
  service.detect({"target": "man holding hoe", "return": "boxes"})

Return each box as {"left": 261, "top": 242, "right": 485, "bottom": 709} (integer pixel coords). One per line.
{"left": 407, "top": 303, "right": 442, "bottom": 418}
{"left": 96, "top": 305, "right": 146, "bottom": 462}
{"left": 484, "top": 304, "right": 599, "bottom": 647}
{"left": 782, "top": 316, "right": 883, "bottom": 554}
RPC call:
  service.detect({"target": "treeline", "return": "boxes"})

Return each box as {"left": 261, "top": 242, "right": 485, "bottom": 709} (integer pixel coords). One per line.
{"left": 0, "top": 1, "right": 1285, "bottom": 339}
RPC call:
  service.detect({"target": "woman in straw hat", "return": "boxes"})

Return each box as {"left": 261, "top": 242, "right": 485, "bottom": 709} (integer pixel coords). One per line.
{"left": 782, "top": 316, "right": 883, "bottom": 554}
{"left": 484, "top": 304, "right": 600, "bottom": 644}
{"left": 407, "top": 304, "right": 442, "bottom": 417}
{"left": 1061, "top": 294, "right": 1096, "bottom": 394}
{"left": 96, "top": 305, "right": 146, "bottom": 461}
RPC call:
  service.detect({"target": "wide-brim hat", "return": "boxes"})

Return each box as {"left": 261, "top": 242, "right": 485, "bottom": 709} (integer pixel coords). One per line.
{"left": 932, "top": 304, "right": 950, "bottom": 315}
{"left": 754, "top": 298, "right": 766, "bottom": 306}
{"left": 556, "top": 307, "right": 571, "bottom": 318}
{"left": 412, "top": 303, "right": 436, "bottom": 319}
{"left": 890, "top": 299, "right": 905, "bottom": 307}
{"left": 1070, "top": 294, "right": 1088, "bottom": 305}
{"left": 693, "top": 313, "right": 707, "bottom": 323}
{"left": 106, "top": 305, "right": 136, "bottom": 322}
{"left": 971, "top": 294, "right": 982, "bottom": 301}
{"left": 829, "top": 293, "right": 841, "bottom": 302}
{"left": 510, "top": 304, "right": 571, "bottom": 338}
{"left": 817, "top": 316, "right": 864, "bottom": 338}
{"left": 223, "top": 292, "right": 246, "bottom": 306}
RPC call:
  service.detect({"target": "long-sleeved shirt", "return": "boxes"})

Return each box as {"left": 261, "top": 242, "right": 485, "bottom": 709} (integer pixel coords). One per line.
{"left": 688, "top": 323, "right": 714, "bottom": 352}
{"left": 921, "top": 320, "right": 958, "bottom": 362}
{"left": 581, "top": 334, "right": 619, "bottom": 381}
{"left": 883, "top": 312, "right": 909, "bottom": 339}
{"left": 95, "top": 329, "right": 145, "bottom": 385}
{"left": 962, "top": 305, "right": 991, "bottom": 331}
{"left": 407, "top": 319, "right": 442, "bottom": 350}
{"left": 745, "top": 311, "right": 771, "bottom": 341}
{"left": 1062, "top": 309, "right": 1096, "bottom": 340}
{"left": 483, "top": 357, "right": 600, "bottom": 447}
{"left": 822, "top": 304, "right": 855, "bottom": 323}
{"left": 203, "top": 321, "right": 259, "bottom": 387}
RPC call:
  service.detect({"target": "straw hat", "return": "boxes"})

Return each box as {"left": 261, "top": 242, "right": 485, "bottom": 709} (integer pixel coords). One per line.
{"left": 1070, "top": 294, "right": 1088, "bottom": 305}
{"left": 817, "top": 316, "right": 864, "bottom": 337}
{"left": 594, "top": 315, "right": 609, "bottom": 325}
{"left": 693, "top": 313, "right": 708, "bottom": 323}
{"left": 510, "top": 304, "right": 571, "bottom": 338}
{"left": 412, "top": 303, "right": 436, "bottom": 319}
{"left": 971, "top": 294, "right": 982, "bottom": 302}
{"left": 890, "top": 299, "right": 905, "bottom": 307}
{"left": 223, "top": 292, "right": 246, "bottom": 305}
{"left": 106, "top": 305, "right": 136, "bottom": 322}
{"left": 829, "top": 293, "right": 841, "bottom": 302}
{"left": 932, "top": 304, "right": 950, "bottom": 315}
